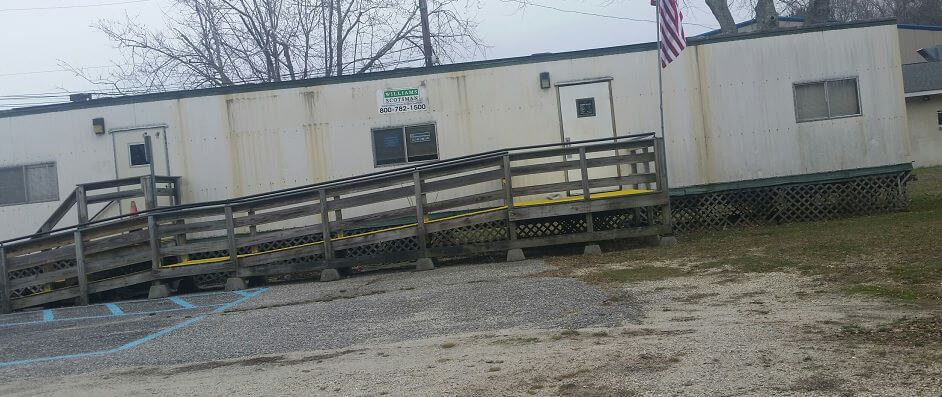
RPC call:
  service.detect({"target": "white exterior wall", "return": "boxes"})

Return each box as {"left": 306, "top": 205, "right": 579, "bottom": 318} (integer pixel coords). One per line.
{"left": 0, "top": 23, "right": 911, "bottom": 240}
{"left": 905, "top": 96, "right": 942, "bottom": 166}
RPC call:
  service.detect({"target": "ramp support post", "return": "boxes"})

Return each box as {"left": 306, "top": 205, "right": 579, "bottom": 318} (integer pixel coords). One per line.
{"left": 579, "top": 147, "right": 595, "bottom": 233}
{"left": 74, "top": 230, "right": 89, "bottom": 306}
{"left": 0, "top": 246, "right": 11, "bottom": 314}
{"left": 319, "top": 189, "right": 335, "bottom": 263}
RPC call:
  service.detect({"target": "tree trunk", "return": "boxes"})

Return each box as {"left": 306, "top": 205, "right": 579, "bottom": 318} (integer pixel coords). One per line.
{"left": 705, "top": 0, "right": 738, "bottom": 34}
{"left": 804, "top": 0, "right": 831, "bottom": 25}
{"left": 754, "top": 0, "right": 779, "bottom": 30}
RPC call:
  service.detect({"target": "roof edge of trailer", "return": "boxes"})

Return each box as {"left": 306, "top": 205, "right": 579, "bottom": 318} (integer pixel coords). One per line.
{"left": 0, "top": 18, "right": 897, "bottom": 119}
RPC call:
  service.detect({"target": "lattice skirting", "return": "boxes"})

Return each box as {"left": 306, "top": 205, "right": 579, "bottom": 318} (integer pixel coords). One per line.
{"left": 670, "top": 171, "right": 911, "bottom": 232}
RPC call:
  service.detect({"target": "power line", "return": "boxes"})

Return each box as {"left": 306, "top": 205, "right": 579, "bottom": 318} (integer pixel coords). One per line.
{"left": 0, "top": 65, "right": 121, "bottom": 78}
{"left": 0, "top": 0, "right": 151, "bottom": 12}
{"left": 501, "top": 0, "right": 717, "bottom": 29}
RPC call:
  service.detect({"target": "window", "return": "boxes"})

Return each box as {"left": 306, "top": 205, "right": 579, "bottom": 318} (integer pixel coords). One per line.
{"left": 371, "top": 124, "right": 439, "bottom": 166}
{"left": 0, "top": 162, "right": 59, "bottom": 206}
{"left": 794, "top": 78, "right": 861, "bottom": 122}
{"left": 129, "top": 143, "right": 150, "bottom": 166}
{"left": 937, "top": 110, "right": 941, "bottom": 130}
{"left": 576, "top": 98, "right": 596, "bottom": 118}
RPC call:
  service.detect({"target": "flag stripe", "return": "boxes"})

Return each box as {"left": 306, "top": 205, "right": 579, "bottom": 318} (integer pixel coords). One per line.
{"left": 656, "top": 0, "right": 686, "bottom": 68}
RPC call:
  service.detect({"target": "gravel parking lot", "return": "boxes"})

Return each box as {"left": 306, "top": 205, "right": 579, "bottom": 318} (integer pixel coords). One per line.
{"left": 0, "top": 259, "right": 638, "bottom": 378}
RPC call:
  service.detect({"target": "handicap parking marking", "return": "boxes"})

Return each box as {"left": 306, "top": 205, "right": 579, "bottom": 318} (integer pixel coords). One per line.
{"left": 168, "top": 296, "right": 196, "bottom": 309}
{"left": 105, "top": 303, "right": 125, "bottom": 316}
{"left": 0, "top": 288, "right": 266, "bottom": 328}
{"left": 0, "top": 288, "right": 268, "bottom": 367}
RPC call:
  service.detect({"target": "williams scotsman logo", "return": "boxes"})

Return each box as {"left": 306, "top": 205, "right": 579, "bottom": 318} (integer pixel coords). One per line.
{"left": 377, "top": 87, "right": 427, "bottom": 114}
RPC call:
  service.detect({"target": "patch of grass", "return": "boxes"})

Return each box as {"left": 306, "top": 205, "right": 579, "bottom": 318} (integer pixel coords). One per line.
{"left": 586, "top": 266, "right": 687, "bottom": 283}
{"left": 547, "top": 166, "right": 942, "bottom": 304}
{"left": 790, "top": 373, "right": 846, "bottom": 392}
{"left": 836, "top": 316, "right": 942, "bottom": 348}
{"left": 842, "top": 285, "right": 924, "bottom": 301}
{"left": 439, "top": 341, "right": 457, "bottom": 349}
{"left": 491, "top": 336, "right": 541, "bottom": 345}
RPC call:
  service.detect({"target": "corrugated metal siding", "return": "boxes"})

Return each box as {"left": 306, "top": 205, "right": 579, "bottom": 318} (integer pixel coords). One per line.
{"left": 0, "top": 23, "right": 912, "bottom": 240}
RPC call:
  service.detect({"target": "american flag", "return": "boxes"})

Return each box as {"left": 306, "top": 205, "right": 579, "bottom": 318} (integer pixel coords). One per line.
{"left": 653, "top": 0, "right": 687, "bottom": 67}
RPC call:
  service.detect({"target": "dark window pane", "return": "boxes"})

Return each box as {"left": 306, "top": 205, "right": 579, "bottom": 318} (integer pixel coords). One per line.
{"left": 373, "top": 128, "right": 406, "bottom": 166}
{"left": 0, "top": 166, "right": 26, "bottom": 205}
{"left": 576, "top": 98, "right": 596, "bottom": 118}
{"left": 405, "top": 125, "right": 438, "bottom": 162}
{"left": 937, "top": 111, "right": 941, "bottom": 129}
{"left": 129, "top": 143, "right": 150, "bottom": 166}
{"left": 25, "top": 163, "right": 58, "bottom": 202}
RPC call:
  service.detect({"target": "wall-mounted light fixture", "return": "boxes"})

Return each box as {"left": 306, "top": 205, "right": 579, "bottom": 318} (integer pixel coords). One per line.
{"left": 92, "top": 118, "right": 106, "bottom": 135}
{"left": 539, "top": 72, "right": 551, "bottom": 89}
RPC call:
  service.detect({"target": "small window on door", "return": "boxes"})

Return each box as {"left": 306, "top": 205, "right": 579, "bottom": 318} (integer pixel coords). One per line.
{"left": 937, "top": 110, "right": 941, "bottom": 130}
{"left": 129, "top": 143, "right": 150, "bottom": 166}
{"left": 576, "top": 98, "right": 596, "bottom": 118}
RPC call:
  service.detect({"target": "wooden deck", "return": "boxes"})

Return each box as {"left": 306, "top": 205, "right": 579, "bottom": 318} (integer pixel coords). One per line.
{"left": 0, "top": 134, "right": 671, "bottom": 312}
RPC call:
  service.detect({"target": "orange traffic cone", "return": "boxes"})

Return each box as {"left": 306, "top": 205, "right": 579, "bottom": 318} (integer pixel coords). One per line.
{"left": 129, "top": 200, "right": 139, "bottom": 216}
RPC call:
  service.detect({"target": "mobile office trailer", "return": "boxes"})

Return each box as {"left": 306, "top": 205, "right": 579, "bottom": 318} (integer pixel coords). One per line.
{"left": 0, "top": 19, "right": 912, "bottom": 241}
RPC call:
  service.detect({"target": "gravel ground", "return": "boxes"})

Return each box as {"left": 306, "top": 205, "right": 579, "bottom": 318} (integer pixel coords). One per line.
{"left": 1, "top": 258, "right": 939, "bottom": 396}
{"left": 0, "top": 259, "right": 639, "bottom": 379}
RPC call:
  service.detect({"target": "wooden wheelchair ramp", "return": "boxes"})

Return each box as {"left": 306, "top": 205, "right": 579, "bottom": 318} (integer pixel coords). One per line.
{"left": 0, "top": 134, "right": 671, "bottom": 312}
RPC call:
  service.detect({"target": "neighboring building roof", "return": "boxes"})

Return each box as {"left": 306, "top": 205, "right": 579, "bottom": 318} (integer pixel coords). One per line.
{"left": 902, "top": 61, "right": 942, "bottom": 96}
{"left": 697, "top": 16, "right": 807, "bottom": 37}
{"left": 0, "top": 18, "right": 897, "bottom": 119}
{"left": 898, "top": 24, "right": 942, "bottom": 31}
{"left": 699, "top": 17, "right": 942, "bottom": 38}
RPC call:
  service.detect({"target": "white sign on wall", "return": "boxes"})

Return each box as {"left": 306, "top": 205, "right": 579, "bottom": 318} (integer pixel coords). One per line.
{"left": 377, "top": 87, "right": 428, "bottom": 114}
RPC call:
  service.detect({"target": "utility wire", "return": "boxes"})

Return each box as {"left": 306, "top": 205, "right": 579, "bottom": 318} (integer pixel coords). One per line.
{"left": 0, "top": 0, "right": 151, "bottom": 12}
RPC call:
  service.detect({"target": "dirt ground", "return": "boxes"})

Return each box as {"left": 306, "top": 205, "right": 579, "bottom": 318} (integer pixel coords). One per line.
{"left": 2, "top": 167, "right": 939, "bottom": 396}
{"left": 3, "top": 267, "right": 939, "bottom": 396}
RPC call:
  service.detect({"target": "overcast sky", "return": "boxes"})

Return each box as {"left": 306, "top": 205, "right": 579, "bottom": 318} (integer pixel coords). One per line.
{"left": 0, "top": 0, "right": 748, "bottom": 109}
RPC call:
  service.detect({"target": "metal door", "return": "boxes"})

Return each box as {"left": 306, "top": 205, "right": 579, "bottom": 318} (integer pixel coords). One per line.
{"left": 111, "top": 127, "right": 171, "bottom": 215}
{"left": 558, "top": 80, "right": 618, "bottom": 194}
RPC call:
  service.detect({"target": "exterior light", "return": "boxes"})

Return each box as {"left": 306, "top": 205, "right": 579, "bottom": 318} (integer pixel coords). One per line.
{"left": 539, "top": 72, "right": 551, "bottom": 89}
{"left": 93, "top": 118, "right": 106, "bottom": 135}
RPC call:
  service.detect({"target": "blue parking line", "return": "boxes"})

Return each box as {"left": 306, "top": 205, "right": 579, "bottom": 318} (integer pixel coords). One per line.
{"left": 0, "top": 288, "right": 267, "bottom": 367}
{"left": 105, "top": 303, "right": 125, "bottom": 316}
{"left": 42, "top": 310, "right": 53, "bottom": 322}
{"left": 168, "top": 296, "right": 195, "bottom": 309}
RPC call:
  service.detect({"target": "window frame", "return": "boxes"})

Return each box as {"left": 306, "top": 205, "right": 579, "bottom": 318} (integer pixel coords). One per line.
{"left": 937, "top": 110, "right": 942, "bottom": 130}
{"left": 0, "top": 162, "right": 59, "bottom": 207}
{"left": 792, "top": 77, "right": 862, "bottom": 123}
{"left": 370, "top": 123, "right": 440, "bottom": 168}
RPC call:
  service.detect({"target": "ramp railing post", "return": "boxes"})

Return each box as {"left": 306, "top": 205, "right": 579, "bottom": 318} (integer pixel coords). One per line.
{"left": 318, "top": 189, "right": 334, "bottom": 262}
{"left": 0, "top": 246, "right": 11, "bottom": 313}
{"left": 333, "top": 195, "right": 344, "bottom": 238}
{"left": 141, "top": 175, "right": 158, "bottom": 210}
{"left": 224, "top": 205, "right": 240, "bottom": 275}
{"left": 578, "top": 147, "right": 594, "bottom": 233}
{"left": 148, "top": 215, "right": 161, "bottom": 273}
{"left": 75, "top": 185, "right": 89, "bottom": 224}
{"left": 413, "top": 171, "right": 429, "bottom": 255}
{"left": 654, "top": 137, "right": 672, "bottom": 228}
{"left": 501, "top": 155, "right": 517, "bottom": 240}
{"left": 74, "top": 230, "right": 89, "bottom": 306}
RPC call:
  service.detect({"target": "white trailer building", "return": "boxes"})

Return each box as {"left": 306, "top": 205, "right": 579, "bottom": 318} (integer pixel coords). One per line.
{"left": 0, "top": 19, "right": 914, "bottom": 241}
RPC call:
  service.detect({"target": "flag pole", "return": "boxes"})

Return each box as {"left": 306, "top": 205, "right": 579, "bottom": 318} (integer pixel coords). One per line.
{"left": 655, "top": 0, "right": 666, "bottom": 139}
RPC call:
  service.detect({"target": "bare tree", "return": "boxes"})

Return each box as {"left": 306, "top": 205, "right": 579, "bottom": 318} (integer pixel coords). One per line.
{"left": 754, "top": 0, "right": 780, "bottom": 29}
{"left": 705, "top": 0, "right": 739, "bottom": 33}
{"left": 777, "top": 0, "right": 941, "bottom": 24}
{"left": 75, "top": 0, "right": 483, "bottom": 93}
